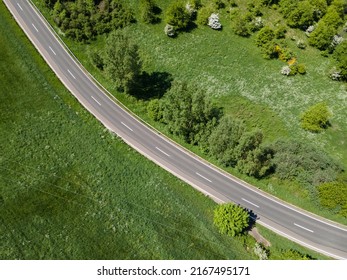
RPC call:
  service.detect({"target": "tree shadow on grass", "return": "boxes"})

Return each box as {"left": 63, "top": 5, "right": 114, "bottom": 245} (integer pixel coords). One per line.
{"left": 136, "top": 71, "right": 173, "bottom": 100}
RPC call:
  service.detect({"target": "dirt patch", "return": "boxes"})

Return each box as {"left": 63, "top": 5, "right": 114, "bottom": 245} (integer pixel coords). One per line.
{"left": 249, "top": 227, "right": 271, "bottom": 247}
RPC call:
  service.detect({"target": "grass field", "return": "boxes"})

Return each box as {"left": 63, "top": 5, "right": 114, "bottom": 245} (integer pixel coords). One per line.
{"left": 0, "top": 1, "right": 331, "bottom": 260}
{"left": 30, "top": 0, "right": 347, "bottom": 224}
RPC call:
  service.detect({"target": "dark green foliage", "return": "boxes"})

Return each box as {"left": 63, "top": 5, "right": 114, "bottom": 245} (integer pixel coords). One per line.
{"left": 209, "top": 118, "right": 272, "bottom": 178}
{"left": 334, "top": 40, "right": 347, "bottom": 80}
{"left": 90, "top": 51, "right": 104, "bottom": 70}
{"left": 318, "top": 181, "right": 347, "bottom": 216}
{"left": 165, "top": 1, "right": 191, "bottom": 30}
{"left": 308, "top": 5, "right": 344, "bottom": 50}
{"left": 286, "top": 1, "right": 315, "bottom": 29}
{"left": 256, "top": 26, "right": 275, "bottom": 47}
{"left": 271, "top": 140, "right": 341, "bottom": 186}
{"left": 213, "top": 203, "right": 250, "bottom": 237}
{"left": 274, "top": 25, "right": 287, "bottom": 38}
{"left": 50, "top": 0, "right": 135, "bottom": 42}
{"left": 232, "top": 15, "right": 252, "bottom": 37}
{"left": 147, "top": 99, "right": 163, "bottom": 121}
{"left": 300, "top": 102, "right": 331, "bottom": 132}
{"left": 104, "top": 31, "right": 142, "bottom": 93}
{"left": 209, "top": 116, "right": 245, "bottom": 166}
{"left": 140, "top": 0, "right": 160, "bottom": 24}
{"left": 161, "top": 81, "right": 221, "bottom": 147}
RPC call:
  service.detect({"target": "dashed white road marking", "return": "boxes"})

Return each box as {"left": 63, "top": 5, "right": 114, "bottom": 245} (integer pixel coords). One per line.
{"left": 49, "top": 46, "right": 56, "bottom": 56}
{"left": 196, "top": 172, "right": 212, "bottom": 183}
{"left": 242, "top": 198, "right": 260, "bottom": 208}
{"left": 121, "top": 122, "right": 133, "bottom": 132}
{"left": 32, "top": 23, "right": 39, "bottom": 33}
{"left": 155, "top": 147, "right": 170, "bottom": 157}
{"left": 294, "top": 223, "right": 314, "bottom": 233}
{"left": 91, "top": 96, "right": 101, "bottom": 106}
{"left": 17, "top": 3, "right": 23, "bottom": 11}
{"left": 67, "top": 69, "right": 76, "bottom": 80}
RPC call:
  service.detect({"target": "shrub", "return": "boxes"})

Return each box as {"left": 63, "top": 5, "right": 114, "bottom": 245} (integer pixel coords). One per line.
{"left": 213, "top": 203, "right": 250, "bottom": 237}
{"left": 197, "top": 5, "right": 214, "bottom": 25}
{"left": 271, "top": 139, "right": 341, "bottom": 186}
{"left": 256, "top": 26, "right": 275, "bottom": 47}
{"left": 296, "top": 39, "right": 306, "bottom": 49}
{"left": 208, "top": 13, "right": 222, "bottom": 30}
{"left": 164, "top": 24, "right": 176, "bottom": 37}
{"left": 165, "top": 1, "right": 191, "bottom": 30}
{"left": 296, "top": 63, "right": 307, "bottom": 74}
{"left": 140, "top": 0, "right": 160, "bottom": 24}
{"left": 318, "top": 181, "right": 347, "bottom": 217}
{"left": 147, "top": 99, "right": 163, "bottom": 121}
{"left": 300, "top": 102, "right": 331, "bottom": 132}
{"left": 253, "top": 243, "right": 269, "bottom": 260}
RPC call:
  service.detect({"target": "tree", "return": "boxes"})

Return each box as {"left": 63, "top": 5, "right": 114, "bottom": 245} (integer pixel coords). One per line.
{"left": 334, "top": 40, "right": 347, "bottom": 80}
{"left": 286, "top": 1, "right": 315, "bottom": 29}
{"left": 140, "top": 0, "right": 160, "bottom": 24}
{"left": 209, "top": 116, "right": 245, "bottom": 166}
{"left": 300, "top": 102, "right": 331, "bottom": 132}
{"left": 165, "top": 1, "right": 191, "bottom": 30}
{"left": 236, "top": 146, "right": 274, "bottom": 178}
{"left": 104, "top": 31, "right": 142, "bottom": 94}
{"left": 270, "top": 139, "right": 341, "bottom": 186}
{"left": 162, "top": 81, "right": 220, "bottom": 146}
{"left": 213, "top": 203, "right": 250, "bottom": 237}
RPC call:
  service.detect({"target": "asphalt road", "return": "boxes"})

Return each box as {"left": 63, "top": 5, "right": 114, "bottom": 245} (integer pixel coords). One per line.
{"left": 4, "top": 0, "right": 347, "bottom": 259}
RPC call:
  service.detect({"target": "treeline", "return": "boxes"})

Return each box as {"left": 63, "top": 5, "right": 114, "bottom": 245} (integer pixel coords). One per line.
{"left": 45, "top": 0, "right": 135, "bottom": 42}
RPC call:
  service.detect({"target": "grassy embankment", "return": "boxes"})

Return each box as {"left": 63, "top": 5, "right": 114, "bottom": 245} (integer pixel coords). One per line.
{"left": 0, "top": 1, "right": 330, "bottom": 260}
{"left": 32, "top": 0, "right": 347, "bottom": 224}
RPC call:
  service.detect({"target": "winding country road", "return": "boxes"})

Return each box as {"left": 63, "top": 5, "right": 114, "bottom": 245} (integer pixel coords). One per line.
{"left": 4, "top": 0, "right": 347, "bottom": 259}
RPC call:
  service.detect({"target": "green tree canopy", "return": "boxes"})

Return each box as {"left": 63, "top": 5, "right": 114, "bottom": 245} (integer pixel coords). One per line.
{"left": 213, "top": 203, "right": 250, "bottom": 237}
{"left": 165, "top": 1, "right": 191, "bottom": 30}
{"left": 334, "top": 40, "right": 347, "bottom": 80}
{"left": 162, "top": 81, "right": 221, "bottom": 147}
{"left": 300, "top": 102, "right": 332, "bottom": 132}
{"left": 104, "top": 31, "right": 142, "bottom": 94}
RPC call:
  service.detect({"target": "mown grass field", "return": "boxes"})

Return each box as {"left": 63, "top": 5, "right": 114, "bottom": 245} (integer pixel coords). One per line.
{"left": 31, "top": 0, "right": 347, "bottom": 224}
{"left": 0, "top": 1, "right": 331, "bottom": 260}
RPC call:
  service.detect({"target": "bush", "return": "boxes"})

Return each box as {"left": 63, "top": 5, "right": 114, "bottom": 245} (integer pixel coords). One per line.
{"left": 197, "top": 5, "right": 214, "bottom": 25}
{"left": 164, "top": 24, "right": 176, "bottom": 37}
{"left": 300, "top": 102, "right": 331, "bottom": 132}
{"left": 256, "top": 26, "right": 275, "bottom": 47}
{"left": 208, "top": 13, "right": 222, "bottom": 30}
{"left": 213, "top": 203, "right": 250, "bottom": 237}
{"left": 271, "top": 139, "right": 341, "bottom": 186}
{"left": 147, "top": 99, "right": 163, "bottom": 121}
{"left": 318, "top": 181, "right": 347, "bottom": 217}
{"left": 165, "top": 1, "right": 191, "bottom": 30}
{"left": 333, "top": 40, "right": 347, "bottom": 81}
{"left": 296, "top": 63, "right": 307, "bottom": 74}
{"left": 140, "top": 0, "right": 160, "bottom": 24}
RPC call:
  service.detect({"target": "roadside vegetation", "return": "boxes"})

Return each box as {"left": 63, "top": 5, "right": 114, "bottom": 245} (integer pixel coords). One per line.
{"left": 0, "top": 1, "right": 330, "bottom": 260}
{"left": 33, "top": 0, "right": 347, "bottom": 225}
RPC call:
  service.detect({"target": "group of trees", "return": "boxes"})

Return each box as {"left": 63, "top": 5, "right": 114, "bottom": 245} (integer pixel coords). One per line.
{"left": 146, "top": 80, "right": 341, "bottom": 185}
{"left": 47, "top": 0, "right": 135, "bottom": 42}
